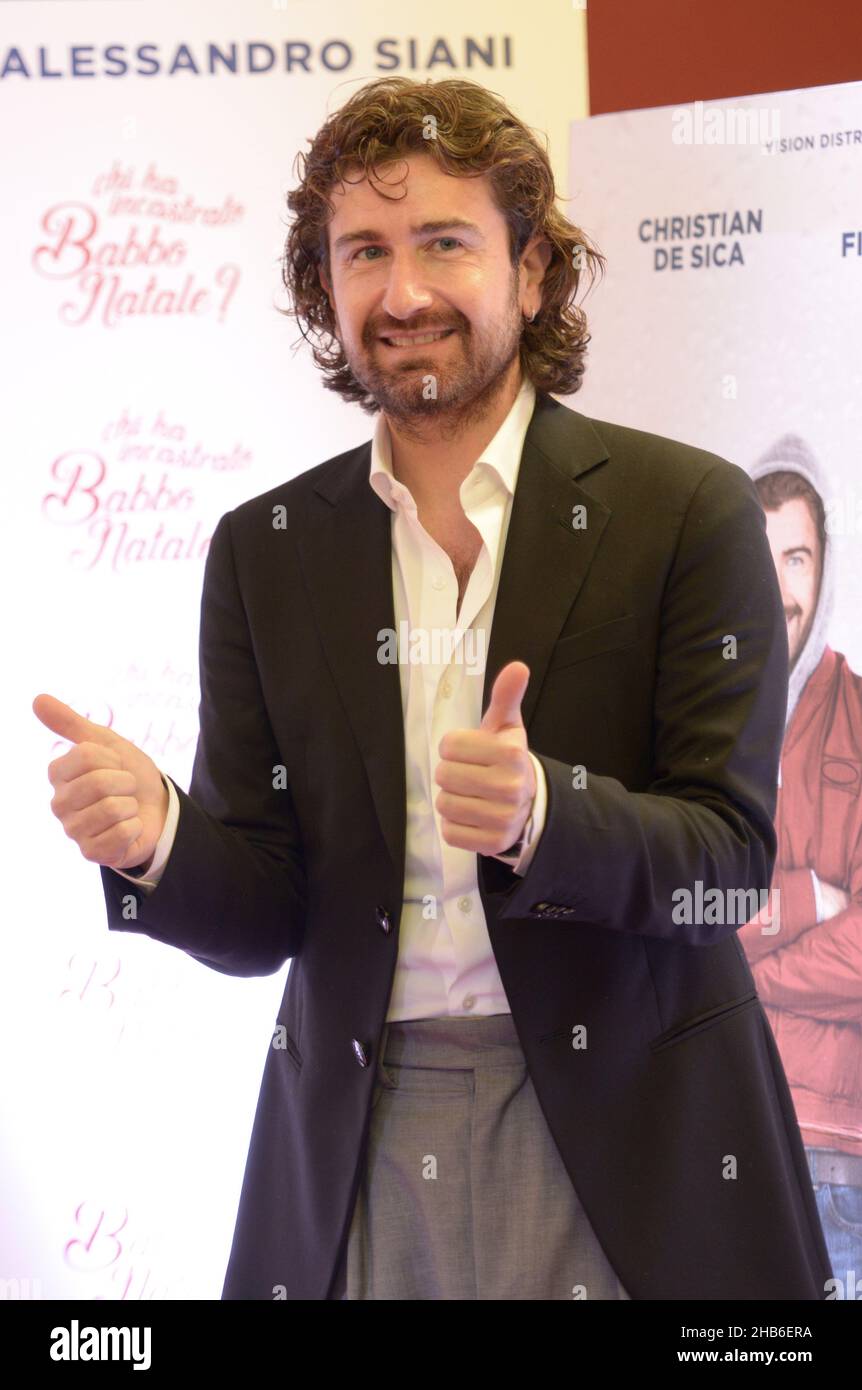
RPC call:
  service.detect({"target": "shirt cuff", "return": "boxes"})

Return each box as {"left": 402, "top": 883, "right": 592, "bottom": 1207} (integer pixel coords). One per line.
{"left": 811, "top": 867, "right": 824, "bottom": 924}
{"left": 491, "top": 751, "right": 548, "bottom": 876}
{"left": 111, "top": 773, "right": 179, "bottom": 892}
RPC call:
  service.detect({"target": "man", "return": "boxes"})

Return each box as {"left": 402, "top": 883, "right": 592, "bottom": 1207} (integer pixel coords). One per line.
{"left": 35, "top": 76, "right": 832, "bottom": 1299}
{"left": 737, "top": 436, "right": 862, "bottom": 1298}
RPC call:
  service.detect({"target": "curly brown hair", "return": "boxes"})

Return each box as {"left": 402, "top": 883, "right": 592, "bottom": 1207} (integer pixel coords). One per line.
{"left": 279, "top": 76, "right": 606, "bottom": 413}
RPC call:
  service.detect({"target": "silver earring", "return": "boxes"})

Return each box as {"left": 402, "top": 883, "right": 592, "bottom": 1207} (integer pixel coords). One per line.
{"left": 525, "top": 308, "right": 537, "bottom": 323}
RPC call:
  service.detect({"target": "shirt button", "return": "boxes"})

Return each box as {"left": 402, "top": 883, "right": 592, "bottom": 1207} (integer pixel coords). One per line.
{"left": 440, "top": 680, "right": 452, "bottom": 698}
{"left": 457, "top": 896, "right": 472, "bottom": 913}
{"left": 462, "top": 995, "right": 476, "bottom": 1011}
{"left": 432, "top": 575, "right": 446, "bottom": 590}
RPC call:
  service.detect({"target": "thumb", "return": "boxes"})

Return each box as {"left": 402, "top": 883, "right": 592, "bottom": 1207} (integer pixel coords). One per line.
{"left": 32, "top": 693, "right": 116, "bottom": 747}
{"left": 480, "top": 660, "right": 530, "bottom": 734}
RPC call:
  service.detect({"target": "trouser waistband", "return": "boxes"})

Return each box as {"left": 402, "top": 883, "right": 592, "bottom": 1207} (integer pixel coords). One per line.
{"left": 380, "top": 1012, "right": 523, "bottom": 1069}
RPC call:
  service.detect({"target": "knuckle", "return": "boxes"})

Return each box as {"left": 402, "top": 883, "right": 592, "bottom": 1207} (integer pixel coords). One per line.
{"left": 80, "top": 742, "right": 111, "bottom": 771}
{"left": 91, "top": 768, "right": 116, "bottom": 797}
{"left": 102, "top": 767, "right": 124, "bottom": 796}
{"left": 76, "top": 744, "right": 97, "bottom": 771}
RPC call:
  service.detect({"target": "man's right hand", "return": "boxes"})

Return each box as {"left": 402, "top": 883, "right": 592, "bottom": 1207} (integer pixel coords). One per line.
{"left": 33, "top": 693, "right": 170, "bottom": 872}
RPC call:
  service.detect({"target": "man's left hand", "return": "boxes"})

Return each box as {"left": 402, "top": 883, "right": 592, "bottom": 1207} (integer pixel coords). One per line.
{"left": 434, "top": 660, "right": 536, "bottom": 854}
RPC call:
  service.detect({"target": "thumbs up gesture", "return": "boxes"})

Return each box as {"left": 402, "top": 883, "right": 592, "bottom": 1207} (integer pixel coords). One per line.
{"left": 434, "top": 660, "right": 536, "bottom": 854}
{"left": 33, "top": 693, "right": 169, "bottom": 872}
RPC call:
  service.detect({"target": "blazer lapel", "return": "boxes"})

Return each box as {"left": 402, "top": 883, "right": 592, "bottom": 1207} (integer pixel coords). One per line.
{"left": 298, "top": 448, "right": 407, "bottom": 881}
{"left": 482, "top": 391, "right": 612, "bottom": 730}
{"left": 297, "top": 390, "right": 612, "bottom": 881}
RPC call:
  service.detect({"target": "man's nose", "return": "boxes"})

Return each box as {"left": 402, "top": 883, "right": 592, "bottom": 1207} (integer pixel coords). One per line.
{"left": 379, "top": 253, "right": 435, "bottom": 320}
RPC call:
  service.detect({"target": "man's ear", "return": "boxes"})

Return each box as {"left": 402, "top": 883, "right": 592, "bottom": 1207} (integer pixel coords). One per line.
{"left": 528, "top": 234, "right": 553, "bottom": 273}
{"left": 318, "top": 261, "right": 341, "bottom": 338}
{"left": 520, "top": 234, "right": 553, "bottom": 303}
{"left": 319, "top": 261, "right": 333, "bottom": 305}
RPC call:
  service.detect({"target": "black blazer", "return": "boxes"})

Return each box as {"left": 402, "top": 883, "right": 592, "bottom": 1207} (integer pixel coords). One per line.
{"left": 100, "top": 389, "right": 833, "bottom": 1299}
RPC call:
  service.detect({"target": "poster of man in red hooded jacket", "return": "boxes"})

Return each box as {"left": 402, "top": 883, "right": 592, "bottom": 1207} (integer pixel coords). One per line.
{"left": 740, "top": 434, "right": 862, "bottom": 1300}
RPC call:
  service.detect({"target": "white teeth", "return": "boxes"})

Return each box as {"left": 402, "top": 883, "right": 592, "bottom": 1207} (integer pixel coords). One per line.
{"left": 384, "top": 330, "right": 451, "bottom": 347}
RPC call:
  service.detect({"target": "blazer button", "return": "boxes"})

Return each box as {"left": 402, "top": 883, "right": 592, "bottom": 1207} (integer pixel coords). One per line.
{"left": 352, "top": 1039, "right": 369, "bottom": 1067}
{"left": 375, "top": 905, "right": 392, "bottom": 934}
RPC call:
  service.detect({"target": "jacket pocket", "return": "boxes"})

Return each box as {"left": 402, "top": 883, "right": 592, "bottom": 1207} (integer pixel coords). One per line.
{"left": 649, "top": 990, "right": 760, "bottom": 1054}
{"left": 546, "top": 613, "right": 639, "bottom": 673}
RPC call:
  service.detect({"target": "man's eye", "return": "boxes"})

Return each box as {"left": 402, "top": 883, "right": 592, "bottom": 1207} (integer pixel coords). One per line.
{"left": 351, "top": 237, "right": 464, "bottom": 263}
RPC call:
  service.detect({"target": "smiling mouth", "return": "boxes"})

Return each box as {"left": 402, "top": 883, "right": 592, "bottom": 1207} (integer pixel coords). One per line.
{"left": 379, "top": 328, "right": 457, "bottom": 348}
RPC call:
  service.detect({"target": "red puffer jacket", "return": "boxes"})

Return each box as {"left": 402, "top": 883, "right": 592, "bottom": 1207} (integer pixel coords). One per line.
{"left": 738, "top": 647, "right": 862, "bottom": 1158}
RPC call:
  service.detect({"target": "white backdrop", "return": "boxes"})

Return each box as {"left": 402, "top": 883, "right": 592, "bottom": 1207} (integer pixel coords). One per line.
{"left": 4, "top": 0, "right": 589, "bottom": 1301}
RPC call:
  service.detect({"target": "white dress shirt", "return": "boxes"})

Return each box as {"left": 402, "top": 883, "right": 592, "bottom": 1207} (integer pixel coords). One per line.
{"left": 114, "top": 375, "right": 549, "bottom": 1020}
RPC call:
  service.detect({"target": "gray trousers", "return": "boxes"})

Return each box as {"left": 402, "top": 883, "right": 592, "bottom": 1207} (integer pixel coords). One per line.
{"left": 335, "top": 1012, "right": 631, "bottom": 1300}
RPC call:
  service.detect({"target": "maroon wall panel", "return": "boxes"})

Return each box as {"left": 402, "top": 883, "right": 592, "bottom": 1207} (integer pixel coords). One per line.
{"left": 587, "top": 0, "right": 862, "bottom": 114}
